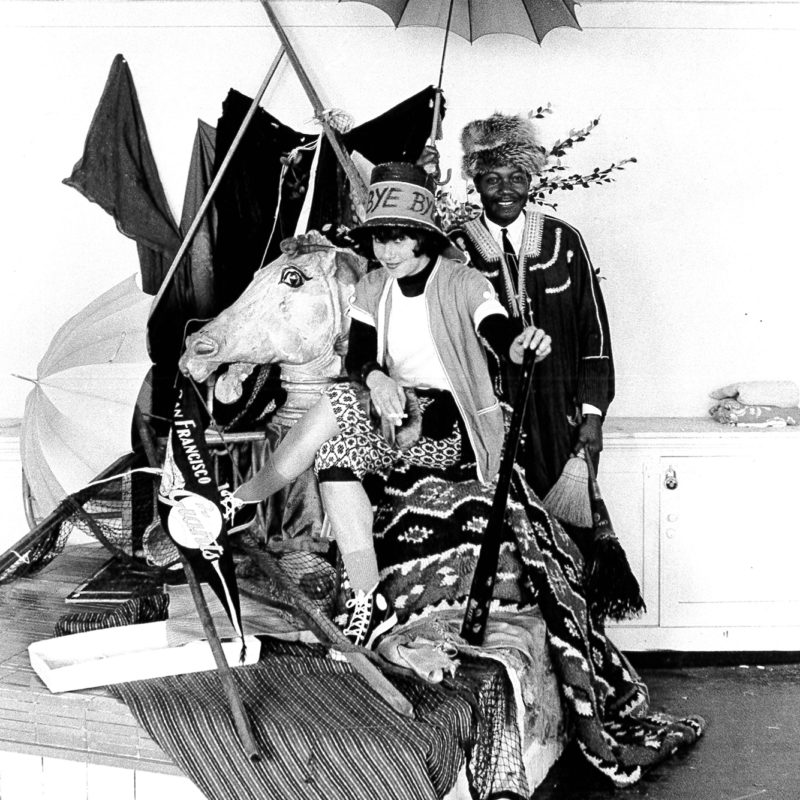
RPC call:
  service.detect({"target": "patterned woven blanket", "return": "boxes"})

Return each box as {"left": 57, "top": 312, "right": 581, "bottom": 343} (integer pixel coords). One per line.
{"left": 370, "top": 460, "right": 705, "bottom": 787}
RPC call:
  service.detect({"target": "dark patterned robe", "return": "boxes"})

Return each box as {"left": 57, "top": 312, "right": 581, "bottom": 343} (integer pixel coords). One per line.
{"left": 449, "top": 207, "right": 615, "bottom": 498}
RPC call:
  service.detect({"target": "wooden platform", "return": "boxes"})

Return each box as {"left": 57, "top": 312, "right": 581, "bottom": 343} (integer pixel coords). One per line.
{"left": 0, "top": 543, "right": 209, "bottom": 799}
{"left": 0, "top": 541, "right": 566, "bottom": 799}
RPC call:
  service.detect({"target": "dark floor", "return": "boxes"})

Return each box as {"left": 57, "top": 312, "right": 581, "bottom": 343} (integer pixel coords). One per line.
{"left": 535, "top": 662, "right": 800, "bottom": 799}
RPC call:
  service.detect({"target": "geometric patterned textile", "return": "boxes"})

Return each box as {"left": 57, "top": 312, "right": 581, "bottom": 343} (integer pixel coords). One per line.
{"left": 370, "top": 458, "right": 705, "bottom": 786}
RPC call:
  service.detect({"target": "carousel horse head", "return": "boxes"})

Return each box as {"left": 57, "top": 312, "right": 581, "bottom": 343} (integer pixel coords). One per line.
{"left": 179, "top": 231, "right": 367, "bottom": 404}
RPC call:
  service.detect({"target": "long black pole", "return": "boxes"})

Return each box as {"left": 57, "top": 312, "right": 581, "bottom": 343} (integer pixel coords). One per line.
{"left": 148, "top": 46, "right": 286, "bottom": 322}
{"left": 258, "top": 0, "right": 368, "bottom": 219}
{"left": 461, "top": 347, "right": 537, "bottom": 645}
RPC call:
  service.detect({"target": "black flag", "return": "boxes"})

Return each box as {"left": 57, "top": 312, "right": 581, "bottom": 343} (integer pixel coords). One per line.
{"left": 157, "top": 375, "right": 244, "bottom": 648}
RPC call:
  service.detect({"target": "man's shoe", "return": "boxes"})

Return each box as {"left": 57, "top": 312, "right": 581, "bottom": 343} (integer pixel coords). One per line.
{"left": 341, "top": 586, "right": 398, "bottom": 648}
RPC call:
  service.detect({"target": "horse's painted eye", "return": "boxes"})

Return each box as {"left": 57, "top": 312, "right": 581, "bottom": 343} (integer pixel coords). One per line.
{"left": 280, "top": 266, "right": 308, "bottom": 288}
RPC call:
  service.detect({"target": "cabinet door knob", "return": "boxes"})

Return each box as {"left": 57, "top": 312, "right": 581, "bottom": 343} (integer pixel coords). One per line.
{"left": 667, "top": 513, "right": 678, "bottom": 522}
{"left": 664, "top": 466, "right": 678, "bottom": 490}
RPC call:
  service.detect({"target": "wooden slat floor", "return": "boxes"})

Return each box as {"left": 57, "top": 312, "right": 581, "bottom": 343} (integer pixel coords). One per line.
{"left": 0, "top": 542, "right": 178, "bottom": 774}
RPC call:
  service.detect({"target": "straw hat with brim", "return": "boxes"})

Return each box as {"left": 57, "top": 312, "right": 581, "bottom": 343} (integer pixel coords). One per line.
{"left": 350, "top": 162, "right": 464, "bottom": 260}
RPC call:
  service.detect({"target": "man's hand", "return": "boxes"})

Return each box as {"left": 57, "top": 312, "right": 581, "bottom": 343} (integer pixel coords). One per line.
{"left": 509, "top": 326, "right": 552, "bottom": 365}
{"left": 416, "top": 144, "right": 441, "bottom": 184}
{"left": 576, "top": 414, "right": 603, "bottom": 459}
{"left": 365, "top": 370, "right": 407, "bottom": 426}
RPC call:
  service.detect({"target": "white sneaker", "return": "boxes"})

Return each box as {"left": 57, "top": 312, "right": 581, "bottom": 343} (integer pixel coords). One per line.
{"left": 341, "top": 586, "right": 398, "bottom": 648}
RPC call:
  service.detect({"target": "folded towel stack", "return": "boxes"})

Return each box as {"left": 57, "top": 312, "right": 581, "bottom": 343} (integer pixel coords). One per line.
{"left": 709, "top": 381, "right": 800, "bottom": 427}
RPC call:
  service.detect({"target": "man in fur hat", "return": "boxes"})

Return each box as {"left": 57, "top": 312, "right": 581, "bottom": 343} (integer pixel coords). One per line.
{"left": 449, "top": 112, "right": 615, "bottom": 507}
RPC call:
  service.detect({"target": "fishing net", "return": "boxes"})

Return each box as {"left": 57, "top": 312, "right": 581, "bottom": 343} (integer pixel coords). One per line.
{"left": 0, "top": 459, "right": 161, "bottom": 585}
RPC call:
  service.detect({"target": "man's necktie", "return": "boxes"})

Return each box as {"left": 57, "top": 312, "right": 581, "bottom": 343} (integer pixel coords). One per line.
{"left": 501, "top": 227, "right": 528, "bottom": 322}
{"left": 500, "top": 228, "right": 531, "bottom": 324}
{"left": 500, "top": 227, "right": 517, "bottom": 267}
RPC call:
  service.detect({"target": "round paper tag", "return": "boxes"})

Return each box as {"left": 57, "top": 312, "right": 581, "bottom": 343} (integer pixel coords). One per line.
{"left": 167, "top": 494, "right": 222, "bottom": 550}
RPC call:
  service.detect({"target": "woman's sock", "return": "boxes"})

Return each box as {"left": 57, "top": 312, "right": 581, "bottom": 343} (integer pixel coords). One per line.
{"left": 320, "top": 479, "right": 378, "bottom": 594}
{"left": 340, "top": 547, "right": 380, "bottom": 595}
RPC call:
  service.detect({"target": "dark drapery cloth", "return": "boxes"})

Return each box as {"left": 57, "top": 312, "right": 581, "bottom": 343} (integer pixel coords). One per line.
{"left": 63, "top": 54, "right": 181, "bottom": 294}
{"left": 306, "top": 86, "right": 442, "bottom": 231}
{"left": 179, "top": 119, "right": 217, "bottom": 319}
{"left": 62, "top": 54, "right": 211, "bottom": 402}
{"left": 211, "top": 90, "right": 317, "bottom": 313}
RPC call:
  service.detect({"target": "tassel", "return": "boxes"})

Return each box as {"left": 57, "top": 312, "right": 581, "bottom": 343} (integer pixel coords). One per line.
{"left": 543, "top": 450, "right": 592, "bottom": 528}
{"left": 585, "top": 456, "right": 646, "bottom": 622}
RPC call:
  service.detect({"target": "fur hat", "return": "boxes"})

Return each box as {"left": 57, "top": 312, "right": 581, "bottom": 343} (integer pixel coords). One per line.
{"left": 460, "top": 113, "right": 546, "bottom": 180}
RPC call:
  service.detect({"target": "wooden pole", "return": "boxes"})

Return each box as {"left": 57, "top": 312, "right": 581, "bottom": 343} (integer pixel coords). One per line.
{"left": 258, "top": 0, "right": 368, "bottom": 221}
{"left": 241, "top": 544, "right": 413, "bottom": 718}
{"left": 149, "top": 47, "right": 286, "bottom": 322}
{"left": 180, "top": 553, "right": 265, "bottom": 761}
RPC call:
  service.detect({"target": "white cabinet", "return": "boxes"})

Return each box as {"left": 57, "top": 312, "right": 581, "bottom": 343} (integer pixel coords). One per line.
{"left": 598, "top": 418, "right": 800, "bottom": 651}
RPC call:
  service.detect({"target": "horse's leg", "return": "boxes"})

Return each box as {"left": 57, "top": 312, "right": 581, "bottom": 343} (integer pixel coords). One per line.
{"left": 235, "top": 394, "right": 340, "bottom": 501}
{"left": 319, "top": 479, "right": 377, "bottom": 593}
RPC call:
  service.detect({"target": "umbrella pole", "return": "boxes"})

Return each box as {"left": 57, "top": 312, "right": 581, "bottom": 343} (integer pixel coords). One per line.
{"left": 258, "top": 0, "right": 369, "bottom": 220}
{"left": 148, "top": 46, "right": 286, "bottom": 323}
{"left": 133, "top": 409, "right": 263, "bottom": 761}
{"left": 428, "top": 0, "right": 456, "bottom": 147}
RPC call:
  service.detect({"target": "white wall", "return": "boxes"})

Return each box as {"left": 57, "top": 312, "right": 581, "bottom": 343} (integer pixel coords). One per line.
{"left": 2, "top": 0, "right": 799, "bottom": 424}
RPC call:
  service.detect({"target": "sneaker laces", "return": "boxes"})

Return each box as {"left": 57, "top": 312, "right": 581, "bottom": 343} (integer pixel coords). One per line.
{"left": 343, "top": 591, "right": 374, "bottom": 641}
{"left": 219, "top": 487, "right": 244, "bottom": 524}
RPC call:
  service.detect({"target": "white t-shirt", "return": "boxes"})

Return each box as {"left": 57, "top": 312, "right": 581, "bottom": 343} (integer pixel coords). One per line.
{"left": 385, "top": 281, "right": 450, "bottom": 390}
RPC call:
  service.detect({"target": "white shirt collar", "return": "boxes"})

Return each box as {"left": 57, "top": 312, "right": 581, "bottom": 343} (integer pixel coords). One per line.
{"left": 482, "top": 211, "right": 525, "bottom": 254}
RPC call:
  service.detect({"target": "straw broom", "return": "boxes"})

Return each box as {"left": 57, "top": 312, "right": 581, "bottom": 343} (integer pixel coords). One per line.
{"left": 543, "top": 448, "right": 593, "bottom": 528}
{"left": 585, "top": 455, "right": 646, "bottom": 622}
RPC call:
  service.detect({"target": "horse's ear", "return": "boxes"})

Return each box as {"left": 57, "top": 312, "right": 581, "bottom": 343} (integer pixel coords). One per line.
{"left": 334, "top": 250, "right": 367, "bottom": 285}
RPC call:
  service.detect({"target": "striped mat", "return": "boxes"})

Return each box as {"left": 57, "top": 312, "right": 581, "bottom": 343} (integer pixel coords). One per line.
{"left": 112, "top": 642, "right": 478, "bottom": 800}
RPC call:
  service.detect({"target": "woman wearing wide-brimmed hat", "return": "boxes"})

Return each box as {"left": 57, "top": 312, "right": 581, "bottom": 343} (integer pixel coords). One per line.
{"left": 234, "top": 162, "right": 551, "bottom": 646}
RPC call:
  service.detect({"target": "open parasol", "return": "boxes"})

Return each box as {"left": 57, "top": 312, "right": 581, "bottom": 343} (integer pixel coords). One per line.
{"left": 15, "top": 274, "right": 153, "bottom": 519}
{"left": 340, "top": 0, "right": 582, "bottom": 147}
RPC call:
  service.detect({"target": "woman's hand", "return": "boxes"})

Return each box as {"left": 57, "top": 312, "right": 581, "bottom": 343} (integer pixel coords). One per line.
{"left": 509, "top": 326, "right": 551, "bottom": 365}
{"left": 366, "top": 370, "right": 407, "bottom": 425}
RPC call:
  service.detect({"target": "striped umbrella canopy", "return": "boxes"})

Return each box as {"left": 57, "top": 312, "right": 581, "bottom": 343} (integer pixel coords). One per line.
{"left": 17, "top": 274, "right": 153, "bottom": 519}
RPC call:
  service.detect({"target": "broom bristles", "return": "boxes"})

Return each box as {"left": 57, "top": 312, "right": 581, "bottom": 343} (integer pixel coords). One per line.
{"left": 543, "top": 454, "right": 592, "bottom": 528}
{"left": 587, "top": 534, "right": 647, "bottom": 622}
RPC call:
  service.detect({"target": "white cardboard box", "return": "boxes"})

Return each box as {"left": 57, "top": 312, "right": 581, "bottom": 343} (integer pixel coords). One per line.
{"left": 29, "top": 621, "right": 261, "bottom": 693}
